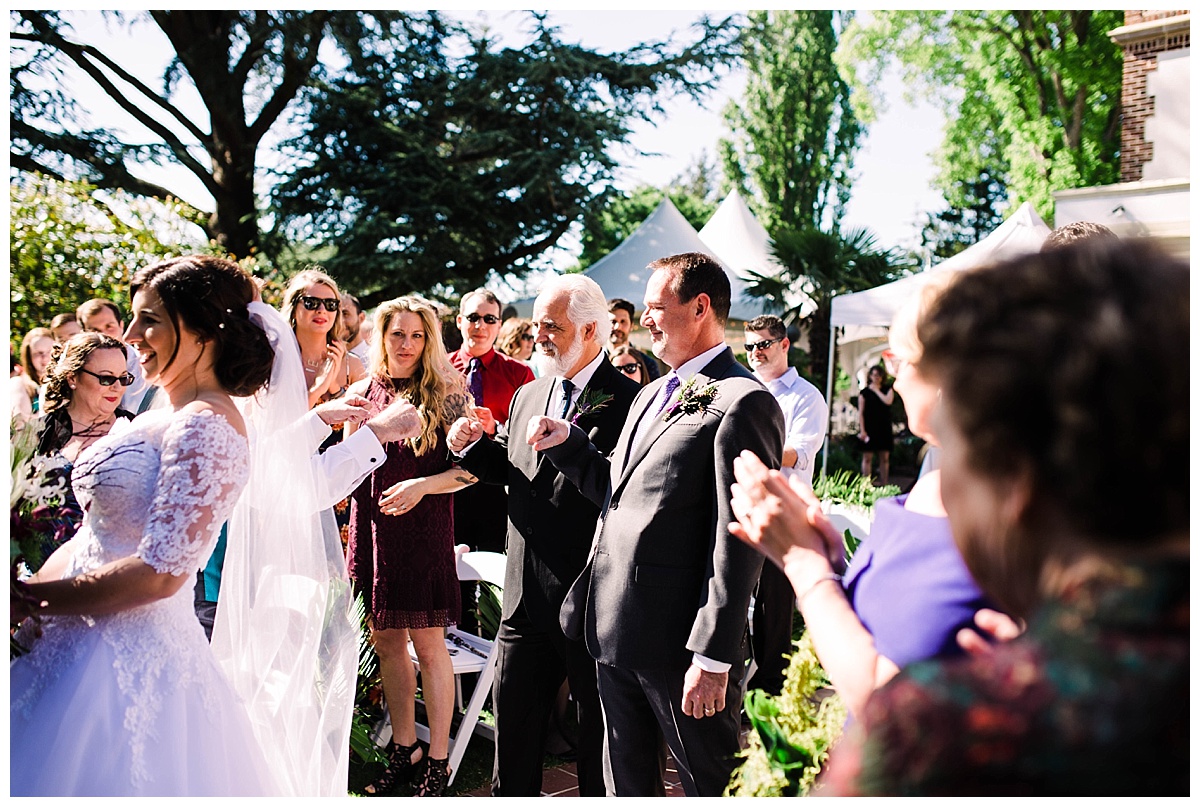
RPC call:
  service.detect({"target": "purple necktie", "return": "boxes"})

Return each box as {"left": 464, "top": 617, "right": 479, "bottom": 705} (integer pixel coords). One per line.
{"left": 467, "top": 357, "right": 484, "bottom": 406}
{"left": 655, "top": 374, "right": 681, "bottom": 416}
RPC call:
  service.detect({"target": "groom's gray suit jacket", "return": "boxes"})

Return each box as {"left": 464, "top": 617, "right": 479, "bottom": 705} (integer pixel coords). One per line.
{"left": 546, "top": 346, "right": 785, "bottom": 671}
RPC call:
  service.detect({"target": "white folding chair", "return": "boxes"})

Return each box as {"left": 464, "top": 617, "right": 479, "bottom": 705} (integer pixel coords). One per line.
{"left": 409, "top": 550, "right": 506, "bottom": 786}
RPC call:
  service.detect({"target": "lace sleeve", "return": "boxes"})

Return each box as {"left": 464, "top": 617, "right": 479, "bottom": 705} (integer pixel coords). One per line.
{"left": 136, "top": 410, "right": 250, "bottom": 577}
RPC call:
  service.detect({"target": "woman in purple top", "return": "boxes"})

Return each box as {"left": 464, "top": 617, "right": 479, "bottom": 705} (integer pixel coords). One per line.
{"left": 730, "top": 273, "right": 992, "bottom": 720}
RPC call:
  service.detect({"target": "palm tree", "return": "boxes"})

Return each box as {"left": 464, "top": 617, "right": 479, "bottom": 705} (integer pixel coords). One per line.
{"left": 744, "top": 226, "right": 905, "bottom": 394}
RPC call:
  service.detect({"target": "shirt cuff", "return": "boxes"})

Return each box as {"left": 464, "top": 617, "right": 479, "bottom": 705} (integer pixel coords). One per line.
{"left": 451, "top": 437, "right": 481, "bottom": 460}
{"left": 691, "top": 653, "right": 732, "bottom": 674}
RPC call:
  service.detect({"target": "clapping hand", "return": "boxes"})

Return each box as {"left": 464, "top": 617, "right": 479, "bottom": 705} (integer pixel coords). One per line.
{"left": 526, "top": 415, "right": 569, "bottom": 452}
{"left": 730, "top": 450, "right": 845, "bottom": 574}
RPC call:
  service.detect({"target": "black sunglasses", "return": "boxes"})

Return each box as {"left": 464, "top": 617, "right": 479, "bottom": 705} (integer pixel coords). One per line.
{"left": 744, "top": 338, "right": 781, "bottom": 353}
{"left": 615, "top": 363, "right": 641, "bottom": 375}
{"left": 300, "top": 296, "right": 339, "bottom": 312}
{"left": 465, "top": 313, "right": 500, "bottom": 325}
{"left": 520, "top": 333, "right": 535, "bottom": 342}
{"left": 79, "top": 368, "right": 136, "bottom": 387}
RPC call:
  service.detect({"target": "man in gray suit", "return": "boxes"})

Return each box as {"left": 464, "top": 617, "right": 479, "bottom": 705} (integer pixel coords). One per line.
{"left": 447, "top": 275, "right": 640, "bottom": 796}
{"left": 527, "top": 252, "right": 785, "bottom": 796}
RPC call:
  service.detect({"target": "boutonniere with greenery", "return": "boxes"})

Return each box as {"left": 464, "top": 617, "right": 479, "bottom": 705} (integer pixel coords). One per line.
{"left": 571, "top": 389, "right": 613, "bottom": 425}
{"left": 663, "top": 378, "right": 718, "bottom": 422}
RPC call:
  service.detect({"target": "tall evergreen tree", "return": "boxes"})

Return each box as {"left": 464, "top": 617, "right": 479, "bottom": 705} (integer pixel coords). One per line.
{"left": 720, "top": 10, "right": 862, "bottom": 234}
{"left": 272, "top": 13, "right": 739, "bottom": 305}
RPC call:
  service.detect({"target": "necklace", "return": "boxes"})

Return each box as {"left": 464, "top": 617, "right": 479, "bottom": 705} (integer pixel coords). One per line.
{"left": 303, "top": 355, "right": 324, "bottom": 369}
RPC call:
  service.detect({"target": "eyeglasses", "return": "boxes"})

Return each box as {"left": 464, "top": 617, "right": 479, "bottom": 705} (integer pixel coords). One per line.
{"left": 465, "top": 313, "right": 500, "bottom": 325}
{"left": 520, "top": 333, "right": 535, "bottom": 342}
{"left": 79, "top": 369, "right": 136, "bottom": 387}
{"left": 744, "top": 338, "right": 781, "bottom": 353}
{"left": 300, "top": 296, "right": 339, "bottom": 312}
{"left": 615, "top": 363, "right": 641, "bottom": 375}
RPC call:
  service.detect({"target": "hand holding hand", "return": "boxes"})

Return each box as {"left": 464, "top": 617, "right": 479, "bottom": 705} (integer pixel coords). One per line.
{"left": 314, "top": 394, "right": 374, "bottom": 426}
{"left": 526, "top": 415, "right": 569, "bottom": 452}
{"left": 447, "top": 416, "right": 484, "bottom": 454}
{"left": 366, "top": 399, "right": 421, "bottom": 444}
{"left": 681, "top": 664, "right": 728, "bottom": 719}
{"left": 379, "top": 478, "right": 426, "bottom": 516}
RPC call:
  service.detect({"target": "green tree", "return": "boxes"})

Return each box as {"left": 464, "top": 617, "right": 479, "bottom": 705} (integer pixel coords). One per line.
{"left": 10, "top": 10, "right": 411, "bottom": 257}
{"left": 9, "top": 173, "right": 206, "bottom": 349}
{"left": 837, "top": 10, "right": 1122, "bottom": 222}
{"left": 720, "top": 10, "right": 862, "bottom": 234}
{"left": 271, "top": 14, "right": 738, "bottom": 306}
{"left": 745, "top": 227, "right": 904, "bottom": 394}
{"left": 575, "top": 153, "right": 720, "bottom": 271}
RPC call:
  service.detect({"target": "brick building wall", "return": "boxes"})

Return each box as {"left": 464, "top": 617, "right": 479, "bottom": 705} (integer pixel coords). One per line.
{"left": 1116, "top": 11, "right": 1191, "bottom": 182}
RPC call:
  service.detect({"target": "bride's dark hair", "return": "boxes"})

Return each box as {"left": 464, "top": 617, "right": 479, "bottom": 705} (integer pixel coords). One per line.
{"left": 130, "top": 255, "right": 274, "bottom": 397}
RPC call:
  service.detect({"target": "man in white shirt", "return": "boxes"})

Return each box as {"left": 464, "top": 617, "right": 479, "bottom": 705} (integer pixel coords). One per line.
{"left": 340, "top": 293, "right": 370, "bottom": 366}
{"left": 743, "top": 314, "right": 828, "bottom": 695}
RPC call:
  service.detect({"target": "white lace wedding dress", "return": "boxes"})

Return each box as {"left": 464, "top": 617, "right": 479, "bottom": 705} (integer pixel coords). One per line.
{"left": 10, "top": 408, "right": 279, "bottom": 796}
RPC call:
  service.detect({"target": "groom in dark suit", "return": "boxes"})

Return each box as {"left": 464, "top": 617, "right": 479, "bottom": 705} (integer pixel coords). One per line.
{"left": 447, "top": 274, "right": 639, "bottom": 796}
{"left": 529, "top": 252, "right": 786, "bottom": 796}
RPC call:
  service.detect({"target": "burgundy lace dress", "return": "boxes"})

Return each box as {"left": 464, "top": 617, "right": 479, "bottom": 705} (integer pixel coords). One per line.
{"left": 347, "top": 377, "right": 461, "bottom": 629}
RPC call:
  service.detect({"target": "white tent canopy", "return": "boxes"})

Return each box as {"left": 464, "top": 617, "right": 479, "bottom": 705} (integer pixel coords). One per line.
{"left": 698, "top": 189, "right": 816, "bottom": 318}
{"left": 820, "top": 201, "right": 1052, "bottom": 476}
{"left": 831, "top": 202, "right": 1052, "bottom": 328}
{"left": 513, "top": 198, "right": 768, "bottom": 321}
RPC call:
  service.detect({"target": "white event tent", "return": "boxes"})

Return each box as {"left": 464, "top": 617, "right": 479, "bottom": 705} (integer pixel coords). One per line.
{"left": 512, "top": 197, "right": 769, "bottom": 322}
{"left": 698, "top": 189, "right": 816, "bottom": 318}
{"left": 819, "top": 201, "right": 1052, "bottom": 475}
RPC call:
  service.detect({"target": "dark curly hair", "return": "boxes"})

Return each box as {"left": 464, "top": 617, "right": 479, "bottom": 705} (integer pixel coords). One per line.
{"left": 918, "top": 238, "right": 1188, "bottom": 613}
{"left": 129, "top": 255, "right": 274, "bottom": 397}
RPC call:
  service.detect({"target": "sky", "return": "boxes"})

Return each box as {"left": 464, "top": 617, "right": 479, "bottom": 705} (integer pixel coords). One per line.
{"left": 30, "top": 9, "right": 947, "bottom": 270}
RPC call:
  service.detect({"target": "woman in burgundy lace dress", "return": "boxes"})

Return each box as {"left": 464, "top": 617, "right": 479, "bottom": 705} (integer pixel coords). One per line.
{"left": 344, "top": 296, "right": 478, "bottom": 796}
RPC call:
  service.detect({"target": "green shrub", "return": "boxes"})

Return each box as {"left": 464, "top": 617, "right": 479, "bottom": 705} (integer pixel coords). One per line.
{"left": 727, "top": 634, "right": 847, "bottom": 796}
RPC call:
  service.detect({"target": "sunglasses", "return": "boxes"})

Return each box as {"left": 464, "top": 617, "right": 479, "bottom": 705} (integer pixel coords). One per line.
{"left": 465, "top": 313, "right": 501, "bottom": 325}
{"left": 79, "top": 368, "right": 136, "bottom": 387}
{"left": 300, "top": 296, "right": 340, "bottom": 312}
{"left": 520, "top": 333, "right": 535, "bottom": 342}
{"left": 744, "top": 338, "right": 780, "bottom": 353}
{"left": 615, "top": 363, "right": 641, "bottom": 375}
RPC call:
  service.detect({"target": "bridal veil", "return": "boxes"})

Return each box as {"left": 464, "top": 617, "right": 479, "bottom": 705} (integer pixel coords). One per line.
{"left": 211, "top": 301, "right": 358, "bottom": 796}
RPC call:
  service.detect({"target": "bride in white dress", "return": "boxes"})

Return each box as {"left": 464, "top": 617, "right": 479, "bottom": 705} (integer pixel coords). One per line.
{"left": 10, "top": 256, "right": 283, "bottom": 796}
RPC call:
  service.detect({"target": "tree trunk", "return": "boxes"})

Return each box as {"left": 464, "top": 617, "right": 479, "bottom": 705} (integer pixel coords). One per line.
{"left": 806, "top": 301, "right": 832, "bottom": 397}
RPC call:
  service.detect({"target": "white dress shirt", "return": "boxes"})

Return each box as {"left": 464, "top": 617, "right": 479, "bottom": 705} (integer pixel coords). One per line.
{"left": 756, "top": 366, "right": 828, "bottom": 487}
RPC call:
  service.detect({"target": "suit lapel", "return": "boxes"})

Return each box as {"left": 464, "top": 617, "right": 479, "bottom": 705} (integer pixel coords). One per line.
{"left": 614, "top": 347, "right": 738, "bottom": 495}
{"left": 523, "top": 378, "right": 558, "bottom": 477}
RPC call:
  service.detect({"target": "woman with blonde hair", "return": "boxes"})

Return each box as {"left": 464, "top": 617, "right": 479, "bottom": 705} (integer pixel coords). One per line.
{"left": 496, "top": 317, "right": 535, "bottom": 365}
{"left": 344, "top": 296, "right": 478, "bottom": 796}
{"left": 280, "top": 269, "right": 365, "bottom": 408}
{"left": 729, "top": 271, "right": 992, "bottom": 722}
{"left": 10, "top": 327, "right": 55, "bottom": 422}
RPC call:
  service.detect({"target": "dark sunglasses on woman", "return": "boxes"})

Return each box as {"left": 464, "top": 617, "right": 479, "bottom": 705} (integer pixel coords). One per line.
{"left": 615, "top": 364, "right": 640, "bottom": 375}
{"left": 300, "top": 296, "right": 340, "bottom": 312}
{"left": 79, "top": 369, "right": 137, "bottom": 387}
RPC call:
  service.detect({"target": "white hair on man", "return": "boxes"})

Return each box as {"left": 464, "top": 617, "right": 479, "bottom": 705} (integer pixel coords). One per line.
{"left": 540, "top": 273, "right": 613, "bottom": 345}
